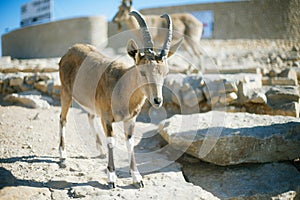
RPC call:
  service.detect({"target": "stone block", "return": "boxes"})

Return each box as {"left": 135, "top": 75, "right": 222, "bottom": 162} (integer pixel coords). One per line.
{"left": 34, "top": 81, "right": 48, "bottom": 93}
{"left": 219, "top": 92, "right": 238, "bottom": 104}
{"left": 272, "top": 102, "right": 300, "bottom": 118}
{"left": 19, "top": 84, "right": 34, "bottom": 92}
{"left": 24, "top": 74, "right": 37, "bottom": 85}
{"left": 262, "top": 77, "right": 298, "bottom": 86}
{"left": 0, "top": 56, "right": 11, "bottom": 64}
{"left": 0, "top": 64, "right": 20, "bottom": 73}
{"left": 159, "top": 111, "right": 300, "bottom": 166}
{"left": 278, "top": 68, "right": 298, "bottom": 79}
{"left": 52, "top": 83, "right": 61, "bottom": 97}
{"left": 3, "top": 91, "right": 51, "bottom": 109}
{"left": 182, "top": 89, "right": 198, "bottom": 107}
{"left": 249, "top": 92, "right": 267, "bottom": 104}
{"left": 9, "top": 76, "right": 23, "bottom": 87}
{"left": 266, "top": 86, "right": 300, "bottom": 106}
{"left": 205, "top": 67, "right": 261, "bottom": 74}
{"left": 36, "top": 73, "right": 52, "bottom": 81}
{"left": 205, "top": 73, "right": 261, "bottom": 95}
{"left": 183, "top": 162, "right": 300, "bottom": 200}
{"left": 286, "top": 51, "right": 300, "bottom": 61}
{"left": 224, "top": 81, "right": 238, "bottom": 93}
{"left": 163, "top": 73, "right": 203, "bottom": 106}
{"left": 241, "top": 73, "right": 262, "bottom": 92}
{"left": 292, "top": 67, "right": 300, "bottom": 81}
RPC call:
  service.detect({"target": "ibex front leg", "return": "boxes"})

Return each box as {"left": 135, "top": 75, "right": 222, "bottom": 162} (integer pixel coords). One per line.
{"left": 102, "top": 120, "right": 117, "bottom": 189}
{"left": 124, "top": 118, "right": 144, "bottom": 188}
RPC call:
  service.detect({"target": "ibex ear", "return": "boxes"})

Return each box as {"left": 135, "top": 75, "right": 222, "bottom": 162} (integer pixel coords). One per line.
{"left": 168, "top": 38, "right": 183, "bottom": 58}
{"left": 127, "top": 39, "right": 139, "bottom": 60}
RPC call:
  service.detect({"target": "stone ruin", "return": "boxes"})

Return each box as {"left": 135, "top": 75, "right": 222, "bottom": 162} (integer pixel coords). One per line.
{"left": 1, "top": 41, "right": 299, "bottom": 117}
{"left": 0, "top": 57, "right": 60, "bottom": 108}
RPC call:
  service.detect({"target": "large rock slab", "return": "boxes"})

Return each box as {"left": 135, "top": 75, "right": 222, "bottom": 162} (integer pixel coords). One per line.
{"left": 182, "top": 162, "right": 300, "bottom": 200}
{"left": 266, "top": 86, "right": 300, "bottom": 106}
{"left": 159, "top": 111, "right": 300, "bottom": 166}
{"left": 3, "top": 90, "right": 53, "bottom": 109}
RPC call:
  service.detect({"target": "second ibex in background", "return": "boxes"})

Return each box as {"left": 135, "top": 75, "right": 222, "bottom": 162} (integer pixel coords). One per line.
{"left": 113, "top": 0, "right": 203, "bottom": 63}
{"left": 58, "top": 11, "right": 182, "bottom": 189}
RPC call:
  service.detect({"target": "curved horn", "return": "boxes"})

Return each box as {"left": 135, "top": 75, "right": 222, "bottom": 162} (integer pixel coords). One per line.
{"left": 160, "top": 13, "right": 173, "bottom": 59}
{"left": 129, "top": 11, "right": 154, "bottom": 57}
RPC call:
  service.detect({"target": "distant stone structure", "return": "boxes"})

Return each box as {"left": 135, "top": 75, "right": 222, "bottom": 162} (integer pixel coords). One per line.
{"left": 140, "top": 0, "right": 300, "bottom": 40}
{"left": 2, "top": 0, "right": 299, "bottom": 59}
{"left": 2, "top": 16, "right": 107, "bottom": 59}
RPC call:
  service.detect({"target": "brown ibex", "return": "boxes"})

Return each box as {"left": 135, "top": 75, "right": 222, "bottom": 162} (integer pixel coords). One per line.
{"left": 112, "top": 0, "right": 203, "bottom": 64}
{"left": 58, "top": 11, "right": 182, "bottom": 189}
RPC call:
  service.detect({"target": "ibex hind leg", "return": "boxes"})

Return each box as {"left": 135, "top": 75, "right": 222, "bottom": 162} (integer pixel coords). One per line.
{"left": 59, "top": 88, "right": 72, "bottom": 167}
{"left": 87, "top": 113, "right": 106, "bottom": 159}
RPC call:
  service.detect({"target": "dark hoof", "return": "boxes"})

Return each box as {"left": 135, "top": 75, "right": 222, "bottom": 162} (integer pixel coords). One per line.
{"left": 58, "top": 159, "right": 67, "bottom": 168}
{"left": 107, "top": 182, "right": 116, "bottom": 189}
{"left": 98, "top": 154, "right": 106, "bottom": 159}
{"left": 133, "top": 181, "right": 144, "bottom": 189}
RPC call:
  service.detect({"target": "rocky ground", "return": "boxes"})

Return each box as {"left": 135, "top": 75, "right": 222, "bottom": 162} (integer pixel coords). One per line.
{"left": 1, "top": 105, "right": 300, "bottom": 199}
{"left": 1, "top": 39, "right": 300, "bottom": 199}
{"left": 0, "top": 106, "right": 218, "bottom": 200}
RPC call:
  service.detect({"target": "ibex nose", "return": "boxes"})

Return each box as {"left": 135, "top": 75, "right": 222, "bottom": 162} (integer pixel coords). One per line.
{"left": 154, "top": 97, "right": 162, "bottom": 105}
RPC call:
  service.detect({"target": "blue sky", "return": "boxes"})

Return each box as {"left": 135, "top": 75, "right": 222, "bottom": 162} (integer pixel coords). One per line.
{"left": 0, "top": 0, "right": 237, "bottom": 56}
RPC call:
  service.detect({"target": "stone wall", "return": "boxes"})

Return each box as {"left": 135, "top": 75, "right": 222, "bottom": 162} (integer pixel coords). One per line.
{"left": 140, "top": 0, "right": 300, "bottom": 40}
{"left": 1, "top": 16, "right": 107, "bottom": 59}
{"left": 0, "top": 57, "right": 61, "bottom": 107}
{"left": 3, "top": 0, "right": 299, "bottom": 59}
{"left": 1, "top": 40, "right": 299, "bottom": 115}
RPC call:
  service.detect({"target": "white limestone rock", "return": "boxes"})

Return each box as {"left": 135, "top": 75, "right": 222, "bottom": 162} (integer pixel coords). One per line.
{"left": 4, "top": 90, "right": 52, "bottom": 109}
{"left": 159, "top": 111, "right": 300, "bottom": 166}
{"left": 182, "top": 162, "right": 300, "bottom": 200}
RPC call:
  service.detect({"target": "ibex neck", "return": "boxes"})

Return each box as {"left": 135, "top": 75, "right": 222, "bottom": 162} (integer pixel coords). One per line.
{"left": 119, "top": 65, "right": 145, "bottom": 97}
{"left": 110, "top": 65, "right": 146, "bottom": 121}
{"left": 131, "top": 65, "right": 144, "bottom": 95}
